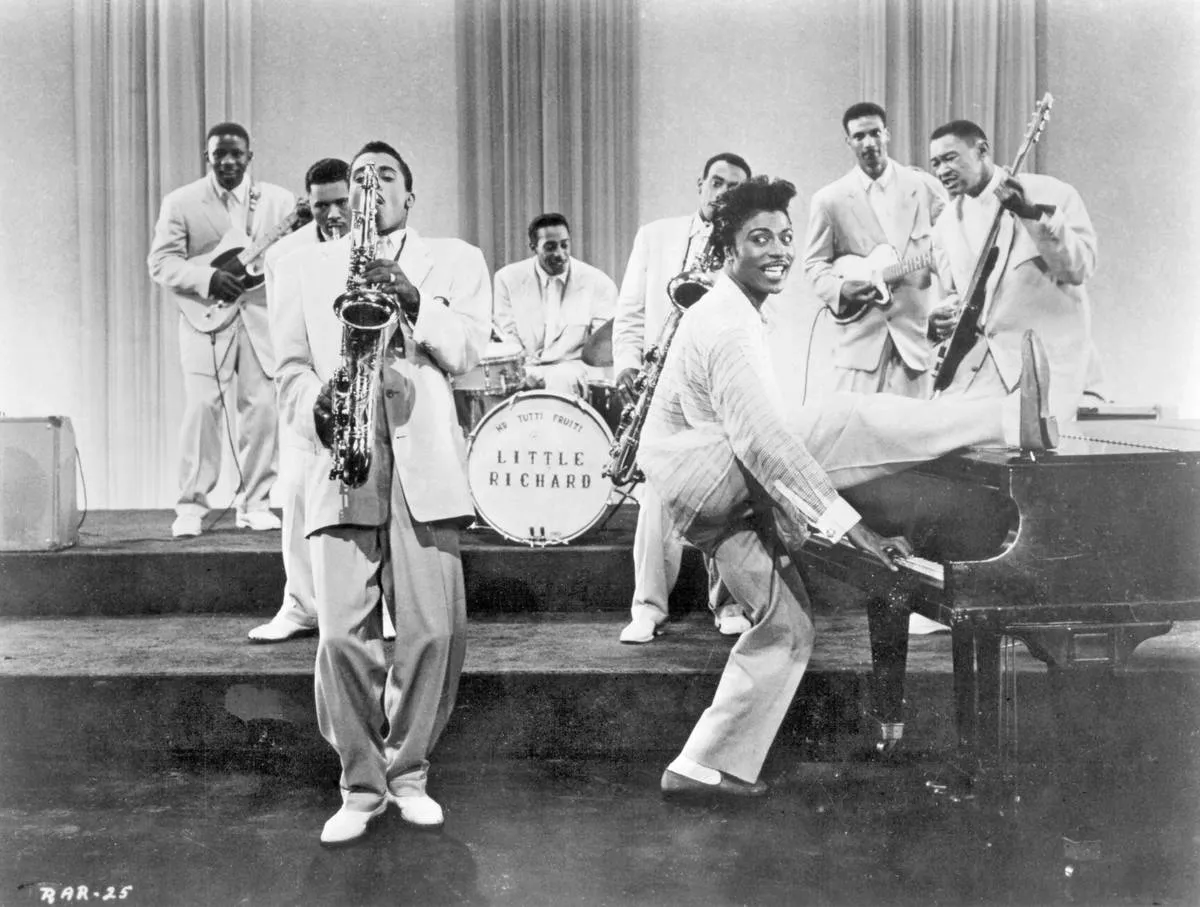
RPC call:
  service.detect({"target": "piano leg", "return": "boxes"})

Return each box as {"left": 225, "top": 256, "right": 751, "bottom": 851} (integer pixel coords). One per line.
{"left": 951, "top": 625, "right": 1004, "bottom": 777}
{"left": 866, "top": 594, "right": 910, "bottom": 754}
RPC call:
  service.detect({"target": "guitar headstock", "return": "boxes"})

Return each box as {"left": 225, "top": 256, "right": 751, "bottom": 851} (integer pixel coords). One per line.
{"left": 1026, "top": 92, "right": 1053, "bottom": 146}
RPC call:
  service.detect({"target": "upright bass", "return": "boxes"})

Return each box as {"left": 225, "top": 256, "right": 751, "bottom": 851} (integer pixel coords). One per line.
{"left": 930, "top": 94, "right": 1054, "bottom": 393}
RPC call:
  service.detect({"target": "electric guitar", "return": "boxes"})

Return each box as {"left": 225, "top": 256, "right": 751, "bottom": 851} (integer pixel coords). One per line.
{"left": 930, "top": 93, "right": 1053, "bottom": 393}
{"left": 178, "top": 199, "right": 312, "bottom": 334}
{"left": 830, "top": 245, "right": 935, "bottom": 324}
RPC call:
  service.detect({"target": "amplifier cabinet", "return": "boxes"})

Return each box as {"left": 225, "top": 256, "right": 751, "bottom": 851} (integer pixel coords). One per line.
{"left": 0, "top": 416, "right": 79, "bottom": 551}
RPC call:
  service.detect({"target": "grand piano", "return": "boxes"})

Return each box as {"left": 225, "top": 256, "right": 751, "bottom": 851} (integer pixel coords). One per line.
{"left": 797, "top": 418, "right": 1200, "bottom": 773}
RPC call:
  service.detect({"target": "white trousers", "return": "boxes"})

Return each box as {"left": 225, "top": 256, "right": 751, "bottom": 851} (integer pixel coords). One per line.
{"left": 677, "top": 392, "right": 1008, "bottom": 782}
{"left": 175, "top": 316, "right": 278, "bottom": 516}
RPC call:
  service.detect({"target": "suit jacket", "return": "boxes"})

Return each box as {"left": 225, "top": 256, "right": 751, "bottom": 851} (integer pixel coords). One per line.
{"left": 612, "top": 214, "right": 695, "bottom": 376}
{"left": 266, "top": 222, "right": 321, "bottom": 451}
{"left": 803, "top": 164, "right": 947, "bottom": 372}
{"left": 492, "top": 256, "right": 617, "bottom": 364}
{"left": 147, "top": 174, "right": 296, "bottom": 375}
{"left": 272, "top": 229, "right": 491, "bottom": 533}
{"left": 932, "top": 173, "right": 1096, "bottom": 409}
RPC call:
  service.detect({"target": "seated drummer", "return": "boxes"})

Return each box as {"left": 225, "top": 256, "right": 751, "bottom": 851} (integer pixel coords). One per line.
{"left": 492, "top": 213, "right": 617, "bottom": 396}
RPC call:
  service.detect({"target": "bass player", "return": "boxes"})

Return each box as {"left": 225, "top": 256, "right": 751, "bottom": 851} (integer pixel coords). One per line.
{"left": 927, "top": 118, "right": 1096, "bottom": 423}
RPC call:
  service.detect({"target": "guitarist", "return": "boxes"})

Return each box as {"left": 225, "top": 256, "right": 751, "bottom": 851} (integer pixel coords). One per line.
{"left": 803, "top": 102, "right": 947, "bottom": 396}
{"left": 927, "top": 119, "right": 1097, "bottom": 423}
{"left": 148, "top": 122, "right": 295, "bottom": 538}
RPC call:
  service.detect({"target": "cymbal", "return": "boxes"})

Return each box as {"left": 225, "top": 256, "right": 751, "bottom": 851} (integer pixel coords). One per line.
{"left": 582, "top": 318, "right": 613, "bottom": 367}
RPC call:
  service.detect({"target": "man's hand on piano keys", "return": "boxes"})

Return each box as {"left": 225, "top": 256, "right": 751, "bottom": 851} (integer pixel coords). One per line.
{"left": 844, "top": 522, "right": 913, "bottom": 573}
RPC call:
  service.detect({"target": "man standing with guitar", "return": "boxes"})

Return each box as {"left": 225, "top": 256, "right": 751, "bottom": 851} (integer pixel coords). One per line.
{"left": 927, "top": 116, "right": 1096, "bottom": 424}
{"left": 148, "top": 122, "right": 302, "bottom": 538}
{"left": 803, "top": 102, "right": 947, "bottom": 396}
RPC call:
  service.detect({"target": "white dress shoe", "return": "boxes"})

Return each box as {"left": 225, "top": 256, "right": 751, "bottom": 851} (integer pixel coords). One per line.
{"left": 619, "top": 616, "right": 660, "bottom": 644}
{"left": 236, "top": 510, "right": 282, "bottom": 531}
{"left": 715, "top": 604, "right": 751, "bottom": 636}
{"left": 247, "top": 613, "right": 317, "bottom": 644}
{"left": 171, "top": 514, "right": 203, "bottom": 538}
{"left": 388, "top": 792, "right": 444, "bottom": 828}
{"left": 320, "top": 801, "right": 387, "bottom": 845}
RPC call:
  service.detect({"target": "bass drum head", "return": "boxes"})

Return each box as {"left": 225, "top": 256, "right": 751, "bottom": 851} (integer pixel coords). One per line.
{"left": 466, "top": 391, "right": 614, "bottom": 546}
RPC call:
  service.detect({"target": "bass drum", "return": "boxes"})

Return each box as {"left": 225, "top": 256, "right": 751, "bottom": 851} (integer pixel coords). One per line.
{"left": 466, "top": 391, "right": 614, "bottom": 546}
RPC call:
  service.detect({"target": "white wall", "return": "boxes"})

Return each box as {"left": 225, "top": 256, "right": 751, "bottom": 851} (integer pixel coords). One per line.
{"left": 1042, "top": 0, "right": 1200, "bottom": 415}
{"left": 0, "top": 0, "right": 81, "bottom": 424}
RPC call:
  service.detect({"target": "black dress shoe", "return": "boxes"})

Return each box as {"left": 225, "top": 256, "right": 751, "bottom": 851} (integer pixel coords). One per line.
{"left": 1018, "top": 329, "right": 1058, "bottom": 451}
{"left": 660, "top": 768, "right": 768, "bottom": 800}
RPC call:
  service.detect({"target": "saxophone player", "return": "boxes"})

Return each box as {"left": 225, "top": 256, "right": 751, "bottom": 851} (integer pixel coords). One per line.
{"left": 612, "top": 153, "right": 754, "bottom": 644}
{"left": 272, "top": 140, "right": 490, "bottom": 845}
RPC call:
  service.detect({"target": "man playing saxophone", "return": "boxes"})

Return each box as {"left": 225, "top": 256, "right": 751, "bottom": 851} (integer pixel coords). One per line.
{"left": 272, "top": 140, "right": 491, "bottom": 845}
{"left": 612, "top": 152, "right": 754, "bottom": 643}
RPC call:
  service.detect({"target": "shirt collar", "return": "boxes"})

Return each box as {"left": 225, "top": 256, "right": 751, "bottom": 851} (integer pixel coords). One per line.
{"left": 689, "top": 214, "right": 712, "bottom": 238}
{"left": 962, "top": 168, "right": 1005, "bottom": 211}
{"left": 378, "top": 227, "right": 409, "bottom": 257}
{"left": 210, "top": 171, "right": 249, "bottom": 204}
{"left": 855, "top": 160, "right": 894, "bottom": 194}
{"left": 535, "top": 257, "right": 570, "bottom": 288}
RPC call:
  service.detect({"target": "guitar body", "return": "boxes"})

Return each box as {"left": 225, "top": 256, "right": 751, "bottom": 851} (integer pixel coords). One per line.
{"left": 830, "top": 243, "right": 934, "bottom": 325}
{"left": 832, "top": 244, "right": 900, "bottom": 314}
{"left": 177, "top": 202, "right": 311, "bottom": 335}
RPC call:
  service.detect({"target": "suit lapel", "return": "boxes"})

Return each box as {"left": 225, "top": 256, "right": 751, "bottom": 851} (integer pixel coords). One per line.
{"left": 519, "top": 261, "right": 545, "bottom": 352}
{"left": 843, "top": 181, "right": 883, "bottom": 247}
{"left": 893, "top": 175, "right": 921, "bottom": 256}
{"left": 201, "top": 183, "right": 233, "bottom": 241}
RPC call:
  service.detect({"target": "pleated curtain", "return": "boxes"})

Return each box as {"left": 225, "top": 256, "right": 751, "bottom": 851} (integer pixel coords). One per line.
{"left": 457, "top": 0, "right": 639, "bottom": 283}
{"left": 73, "top": 0, "right": 251, "bottom": 508}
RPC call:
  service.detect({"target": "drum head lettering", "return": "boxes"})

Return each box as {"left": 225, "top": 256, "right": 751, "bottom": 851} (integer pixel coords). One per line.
{"left": 467, "top": 391, "right": 614, "bottom": 546}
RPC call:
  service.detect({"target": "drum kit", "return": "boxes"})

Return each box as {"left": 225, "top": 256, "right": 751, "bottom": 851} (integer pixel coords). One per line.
{"left": 452, "top": 323, "right": 625, "bottom": 546}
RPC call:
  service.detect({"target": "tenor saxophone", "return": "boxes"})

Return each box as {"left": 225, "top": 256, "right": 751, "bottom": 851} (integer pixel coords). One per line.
{"left": 603, "top": 241, "right": 719, "bottom": 486}
{"left": 328, "top": 163, "right": 402, "bottom": 487}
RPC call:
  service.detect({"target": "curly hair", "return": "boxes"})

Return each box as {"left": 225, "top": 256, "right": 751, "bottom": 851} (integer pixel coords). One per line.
{"left": 708, "top": 176, "right": 797, "bottom": 263}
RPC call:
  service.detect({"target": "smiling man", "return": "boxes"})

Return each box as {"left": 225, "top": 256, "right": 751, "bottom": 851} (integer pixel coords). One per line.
{"left": 492, "top": 213, "right": 617, "bottom": 396}
{"left": 803, "top": 102, "right": 947, "bottom": 396}
{"left": 639, "top": 176, "right": 1061, "bottom": 801}
{"left": 148, "top": 122, "right": 296, "bottom": 538}
{"left": 927, "top": 120, "right": 1097, "bottom": 422}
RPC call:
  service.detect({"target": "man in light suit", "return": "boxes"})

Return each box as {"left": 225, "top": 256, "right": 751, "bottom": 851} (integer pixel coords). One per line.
{"left": 927, "top": 120, "right": 1097, "bottom": 423}
{"left": 248, "top": 157, "right": 394, "bottom": 644}
{"left": 612, "top": 153, "right": 752, "bottom": 644}
{"left": 148, "top": 122, "right": 296, "bottom": 538}
{"left": 803, "top": 102, "right": 947, "bottom": 396}
{"left": 273, "top": 140, "right": 489, "bottom": 845}
{"left": 492, "top": 213, "right": 617, "bottom": 396}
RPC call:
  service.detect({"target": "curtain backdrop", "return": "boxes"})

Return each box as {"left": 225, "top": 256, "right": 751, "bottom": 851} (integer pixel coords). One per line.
{"left": 457, "top": 0, "right": 638, "bottom": 284}
{"left": 73, "top": 0, "right": 252, "bottom": 508}
{"left": 859, "top": 0, "right": 1040, "bottom": 173}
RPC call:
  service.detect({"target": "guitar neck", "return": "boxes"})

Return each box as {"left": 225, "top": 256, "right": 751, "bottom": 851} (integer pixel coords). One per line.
{"left": 881, "top": 250, "right": 934, "bottom": 284}
{"left": 236, "top": 213, "right": 301, "bottom": 267}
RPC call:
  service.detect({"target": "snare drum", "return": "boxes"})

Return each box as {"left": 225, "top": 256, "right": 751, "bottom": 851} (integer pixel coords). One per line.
{"left": 452, "top": 340, "right": 526, "bottom": 433}
{"left": 466, "top": 391, "right": 614, "bottom": 545}
{"left": 586, "top": 379, "right": 623, "bottom": 435}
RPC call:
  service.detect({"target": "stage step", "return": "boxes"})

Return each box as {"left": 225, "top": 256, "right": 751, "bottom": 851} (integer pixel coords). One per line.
{"left": 0, "top": 507, "right": 714, "bottom": 618}
{"left": 2, "top": 613, "right": 1198, "bottom": 772}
